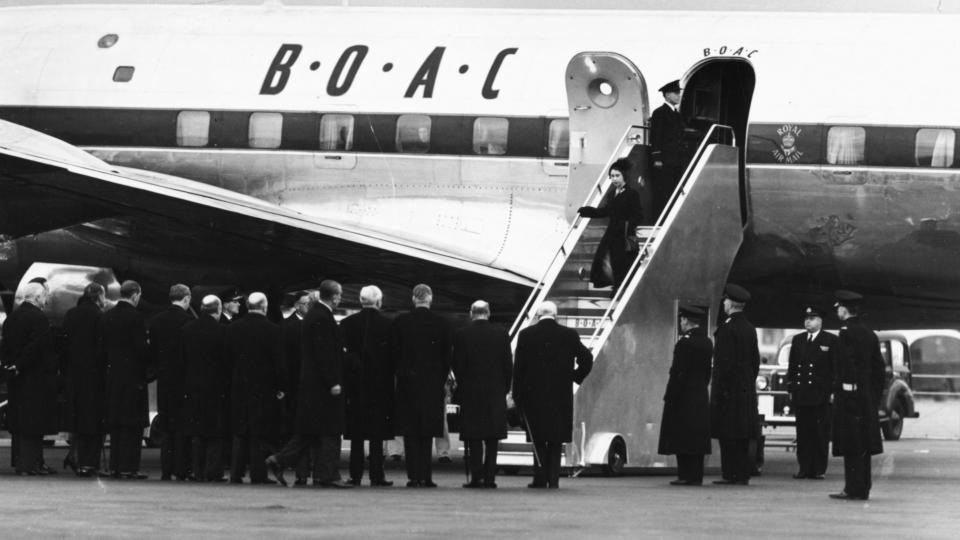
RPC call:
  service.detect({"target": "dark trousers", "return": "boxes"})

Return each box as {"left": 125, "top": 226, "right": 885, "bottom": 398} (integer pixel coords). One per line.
{"left": 349, "top": 438, "right": 385, "bottom": 482}
{"left": 403, "top": 436, "right": 433, "bottom": 483}
{"left": 15, "top": 433, "right": 44, "bottom": 474}
{"left": 676, "top": 453, "right": 704, "bottom": 483}
{"left": 190, "top": 436, "right": 224, "bottom": 481}
{"left": 231, "top": 435, "right": 274, "bottom": 483}
{"left": 843, "top": 453, "right": 872, "bottom": 498}
{"left": 275, "top": 434, "right": 342, "bottom": 482}
{"left": 718, "top": 438, "right": 751, "bottom": 482}
{"left": 466, "top": 438, "right": 499, "bottom": 484}
{"left": 532, "top": 440, "right": 563, "bottom": 487}
{"left": 161, "top": 430, "right": 190, "bottom": 479}
{"left": 795, "top": 403, "right": 831, "bottom": 476}
{"left": 110, "top": 427, "right": 142, "bottom": 473}
{"left": 76, "top": 433, "right": 104, "bottom": 470}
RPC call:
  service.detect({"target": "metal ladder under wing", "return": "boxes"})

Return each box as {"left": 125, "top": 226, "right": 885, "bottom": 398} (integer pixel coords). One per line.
{"left": 503, "top": 124, "right": 745, "bottom": 472}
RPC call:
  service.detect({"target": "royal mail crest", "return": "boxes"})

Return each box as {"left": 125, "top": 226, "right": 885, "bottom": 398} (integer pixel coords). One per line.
{"left": 772, "top": 124, "right": 804, "bottom": 164}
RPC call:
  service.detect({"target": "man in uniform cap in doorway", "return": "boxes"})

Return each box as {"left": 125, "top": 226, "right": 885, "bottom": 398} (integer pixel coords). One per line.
{"left": 787, "top": 305, "right": 838, "bottom": 480}
{"left": 658, "top": 304, "right": 713, "bottom": 486}
{"left": 829, "top": 290, "right": 884, "bottom": 501}
{"left": 649, "top": 79, "right": 686, "bottom": 219}
{"left": 710, "top": 284, "right": 760, "bottom": 485}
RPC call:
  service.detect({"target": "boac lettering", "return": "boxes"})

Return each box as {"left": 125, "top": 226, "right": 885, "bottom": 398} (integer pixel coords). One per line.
{"left": 482, "top": 47, "right": 517, "bottom": 100}
{"left": 260, "top": 44, "right": 302, "bottom": 95}
{"left": 404, "top": 46, "right": 446, "bottom": 98}
{"left": 327, "top": 45, "right": 368, "bottom": 97}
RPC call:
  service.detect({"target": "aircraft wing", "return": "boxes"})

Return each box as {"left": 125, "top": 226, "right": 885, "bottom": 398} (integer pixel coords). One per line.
{"left": 0, "top": 120, "right": 533, "bottom": 313}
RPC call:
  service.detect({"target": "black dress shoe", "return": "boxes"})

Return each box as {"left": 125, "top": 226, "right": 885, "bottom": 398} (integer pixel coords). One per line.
{"left": 811, "top": 474, "right": 825, "bottom": 480}
{"left": 120, "top": 472, "right": 148, "bottom": 480}
{"left": 712, "top": 479, "right": 748, "bottom": 485}
{"left": 829, "top": 492, "right": 868, "bottom": 501}
{"left": 76, "top": 467, "right": 97, "bottom": 478}
{"left": 670, "top": 480, "right": 701, "bottom": 486}
{"left": 483, "top": 482, "right": 497, "bottom": 489}
{"left": 421, "top": 481, "right": 438, "bottom": 488}
{"left": 293, "top": 478, "right": 308, "bottom": 487}
{"left": 229, "top": 478, "right": 244, "bottom": 484}
{"left": 406, "top": 480, "right": 421, "bottom": 488}
{"left": 346, "top": 477, "right": 362, "bottom": 486}
{"left": 462, "top": 481, "right": 484, "bottom": 488}
{"left": 38, "top": 465, "right": 57, "bottom": 476}
{"left": 265, "top": 456, "right": 287, "bottom": 487}
{"left": 527, "top": 482, "right": 547, "bottom": 489}
{"left": 16, "top": 470, "right": 40, "bottom": 476}
{"left": 371, "top": 479, "right": 394, "bottom": 487}
{"left": 792, "top": 473, "right": 809, "bottom": 479}
{"left": 438, "top": 456, "right": 452, "bottom": 464}
{"left": 315, "top": 480, "right": 353, "bottom": 489}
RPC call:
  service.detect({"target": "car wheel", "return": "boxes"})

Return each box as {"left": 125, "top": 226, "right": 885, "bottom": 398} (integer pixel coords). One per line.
{"left": 882, "top": 400, "right": 905, "bottom": 441}
{"left": 602, "top": 437, "right": 626, "bottom": 477}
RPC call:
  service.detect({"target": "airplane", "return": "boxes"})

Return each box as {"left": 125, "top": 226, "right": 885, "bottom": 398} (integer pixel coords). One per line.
{"left": 1, "top": 0, "right": 959, "bottom": 331}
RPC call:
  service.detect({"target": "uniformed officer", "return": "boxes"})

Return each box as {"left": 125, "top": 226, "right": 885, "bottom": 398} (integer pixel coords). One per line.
{"left": 512, "top": 301, "right": 593, "bottom": 489}
{"left": 220, "top": 294, "right": 242, "bottom": 325}
{"left": 710, "top": 284, "right": 761, "bottom": 485}
{"left": 787, "top": 306, "right": 838, "bottom": 480}
{"left": 830, "top": 290, "right": 885, "bottom": 501}
{"left": 649, "top": 79, "right": 686, "bottom": 218}
{"left": 658, "top": 304, "right": 712, "bottom": 486}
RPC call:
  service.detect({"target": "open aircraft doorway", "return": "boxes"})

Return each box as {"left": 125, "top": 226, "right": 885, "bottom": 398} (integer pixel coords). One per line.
{"left": 563, "top": 52, "right": 649, "bottom": 222}
{"left": 679, "top": 58, "right": 756, "bottom": 224}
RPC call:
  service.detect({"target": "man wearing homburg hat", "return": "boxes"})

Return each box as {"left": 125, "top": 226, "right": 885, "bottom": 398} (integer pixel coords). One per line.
{"left": 649, "top": 79, "right": 686, "bottom": 218}
{"left": 710, "top": 284, "right": 761, "bottom": 485}
{"left": 829, "top": 290, "right": 884, "bottom": 501}
{"left": 658, "top": 304, "right": 713, "bottom": 486}
{"left": 787, "top": 306, "right": 838, "bottom": 480}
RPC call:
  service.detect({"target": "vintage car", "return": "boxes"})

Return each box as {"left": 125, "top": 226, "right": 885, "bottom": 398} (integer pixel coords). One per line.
{"left": 757, "top": 329, "right": 919, "bottom": 441}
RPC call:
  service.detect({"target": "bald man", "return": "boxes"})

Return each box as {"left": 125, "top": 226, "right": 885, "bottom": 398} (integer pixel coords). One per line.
{"left": 513, "top": 301, "right": 593, "bottom": 489}
{"left": 452, "top": 300, "right": 513, "bottom": 488}
{"left": 1, "top": 282, "right": 58, "bottom": 475}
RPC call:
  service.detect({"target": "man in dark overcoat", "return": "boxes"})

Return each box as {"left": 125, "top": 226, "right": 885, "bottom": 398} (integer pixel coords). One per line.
{"left": 577, "top": 158, "right": 644, "bottom": 289}
{"left": 830, "top": 290, "right": 885, "bottom": 501}
{"left": 658, "top": 304, "right": 712, "bottom": 486}
{"left": 391, "top": 283, "right": 451, "bottom": 488}
{"left": 267, "top": 280, "right": 351, "bottom": 488}
{"left": 227, "top": 292, "right": 286, "bottom": 484}
{"left": 513, "top": 301, "right": 593, "bottom": 489}
{"left": 280, "top": 290, "right": 311, "bottom": 483}
{"left": 1, "top": 282, "right": 58, "bottom": 475}
{"left": 99, "top": 280, "right": 150, "bottom": 479}
{"left": 61, "top": 282, "right": 107, "bottom": 475}
{"left": 787, "top": 306, "right": 838, "bottom": 480}
{"left": 452, "top": 300, "right": 512, "bottom": 488}
{"left": 649, "top": 79, "right": 687, "bottom": 218}
{"left": 710, "top": 283, "right": 760, "bottom": 485}
{"left": 341, "top": 285, "right": 395, "bottom": 487}
{"left": 147, "top": 283, "right": 193, "bottom": 480}
{"left": 181, "top": 294, "right": 228, "bottom": 482}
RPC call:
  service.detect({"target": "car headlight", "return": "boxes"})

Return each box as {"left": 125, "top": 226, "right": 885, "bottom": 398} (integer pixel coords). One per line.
{"left": 756, "top": 375, "right": 768, "bottom": 391}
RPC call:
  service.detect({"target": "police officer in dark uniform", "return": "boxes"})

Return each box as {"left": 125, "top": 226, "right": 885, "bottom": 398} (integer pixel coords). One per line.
{"left": 1, "top": 282, "right": 58, "bottom": 475}
{"left": 658, "top": 304, "right": 712, "bottom": 486}
{"left": 513, "top": 301, "right": 593, "bottom": 489}
{"left": 787, "top": 306, "right": 838, "bottom": 480}
{"left": 100, "top": 280, "right": 150, "bottom": 479}
{"left": 830, "top": 290, "right": 885, "bottom": 501}
{"left": 181, "top": 294, "right": 229, "bottom": 482}
{"left": 710, "top": 284, "right": 761, "bottom": 485}
{"left": 391, "top": 283, "right": 451, "bottom": 488}
{"left": 649, "top": 79, "right": 686, "bottom": 218}
{"left": 147, "top": 283, "right": 194, "bottom": 480}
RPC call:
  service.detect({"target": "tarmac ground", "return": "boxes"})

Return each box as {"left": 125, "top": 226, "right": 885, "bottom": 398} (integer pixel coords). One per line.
{"left": 0, "top": 436, "right": 958, "bottom": 539}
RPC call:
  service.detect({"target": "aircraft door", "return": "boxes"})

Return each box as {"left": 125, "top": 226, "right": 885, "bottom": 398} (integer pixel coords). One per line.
{"left": 678, "top": 58, "right": 755, "bottom": 223}
{"left": 564, "top": 52, "right": 648, "bottom": 222}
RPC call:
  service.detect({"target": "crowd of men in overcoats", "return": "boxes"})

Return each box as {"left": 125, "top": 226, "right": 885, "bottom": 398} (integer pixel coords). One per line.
{"left": 657, "top": 284, "right": 887, "bottom": 501}
{"left": 0, "top": 278, "right": 594, "bottom": 490}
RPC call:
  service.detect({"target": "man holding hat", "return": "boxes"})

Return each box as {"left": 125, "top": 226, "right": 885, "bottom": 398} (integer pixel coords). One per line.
{"left": 658, "top": 304, "right": 713, "bottom": 486}
{"left": 649, "top": 79, "right": 686, "bottom": 219}
{"left": 710, "top": 284, "right": 760, "bottom": 485}
{"left": 830, "top": 290, "right": 885, "bottom": 501}
{"left": 787, "top": 306, "right": 838, "bottom": 480}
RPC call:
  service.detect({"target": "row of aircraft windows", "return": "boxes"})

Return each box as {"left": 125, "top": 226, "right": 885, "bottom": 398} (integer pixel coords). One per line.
{"left": 175, "top": 111, "right": 571, "bottom": 158}
{"left": 826, "top": 126, "right": 956, "bottom": 167}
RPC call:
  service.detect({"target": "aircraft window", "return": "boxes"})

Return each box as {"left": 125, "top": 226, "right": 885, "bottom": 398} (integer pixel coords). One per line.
{"left": 112, "top": 66, "right": 134, "bottom": 83}
{"left": 915, "top": 128, "right": 955, "bottom": 167}
{"left": 176, "top": 111, "right": 210, "bottom": 147}
{"left": 826, "top": 126, "right": 865, "bottom": 166}
{"left": 248, "top": 112, "right": 283, "bottom": 149}
{"left": 547, "top": 119, "right": 569, "bottom": 158}
{"left": 473, "top": 117, "right": 508, "bottom": 155}
{"left": 319, "top": 114, "right": 355, "bottom": 151}
{"left": 396, "top": 115, "right": 431, "bottom": 153}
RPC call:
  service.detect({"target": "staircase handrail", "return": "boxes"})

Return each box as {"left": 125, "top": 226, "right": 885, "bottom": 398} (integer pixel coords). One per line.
{"left": 585, "top": 123, "right": 737, "bottom": 349}
{"left": 508, "top": 124, "right": 647, "bottom": 340}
